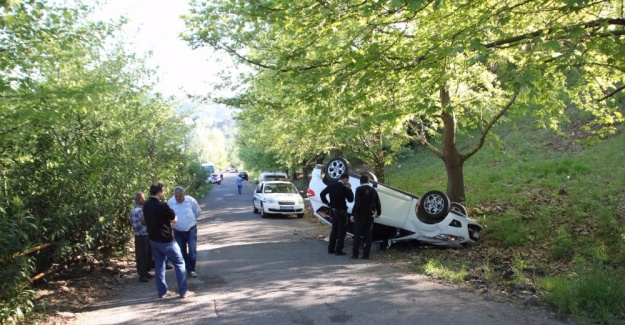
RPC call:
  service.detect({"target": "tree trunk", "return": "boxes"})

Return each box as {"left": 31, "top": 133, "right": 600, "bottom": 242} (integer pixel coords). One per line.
{"left": 440, "top": 86, "right": 466, "bottom": 203}
{"left": 374, "top": 159, "right": 385, "bottom": 183}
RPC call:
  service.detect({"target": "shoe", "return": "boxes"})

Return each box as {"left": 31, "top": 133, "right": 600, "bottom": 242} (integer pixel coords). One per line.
{"left": 158, "top": 291, "right": 176, "bottom": 298}
{"left": 166, "top": 264, "right": 173, "bottom": 270}
{"left": 139, "top": 276, "right": 149, "bottom": 282}
{"left": 335, "top": 252, "right": 346, "bottom": 256}
{"left": 145, "top": 273, "right": 154, "bottom": 279}
{"left": 350, "top": 256, "right": 358, "bottom": 259}
{"left": 180, "top": 290, "right": 195, "bottom": 298}
{"left": 189, "top": 271, "right": 198, "bottom": 278}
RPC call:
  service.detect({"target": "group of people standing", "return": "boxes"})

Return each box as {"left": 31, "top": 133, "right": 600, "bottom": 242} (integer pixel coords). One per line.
{"left": 129, "top": 183, "right": 200, "bottom": 298}
{"left": 320, "top": 173, "right": 381, "bottom": 259}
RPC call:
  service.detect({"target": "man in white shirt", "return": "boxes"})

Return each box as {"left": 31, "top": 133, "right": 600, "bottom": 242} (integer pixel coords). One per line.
{"left": 167, "top": 186, "right": 202, "bottom": 278}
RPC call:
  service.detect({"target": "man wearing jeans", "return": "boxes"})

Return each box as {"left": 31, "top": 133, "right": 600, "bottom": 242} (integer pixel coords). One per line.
{"left": 168, "top": 186, "right": 201, "bottom": 278}
{"left": 143, "top": 182, "right": 191, "bottom": 298}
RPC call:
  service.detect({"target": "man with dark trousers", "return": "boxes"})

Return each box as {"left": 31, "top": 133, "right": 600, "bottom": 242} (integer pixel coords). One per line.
{"left": 320, "top": 172, "right": 354, "bottom": 255}
{"left": 350, "top": 174, "right": 382, "bottom": 259}
{"left": 143, "top": 182, "right": 192, "bottom": 299}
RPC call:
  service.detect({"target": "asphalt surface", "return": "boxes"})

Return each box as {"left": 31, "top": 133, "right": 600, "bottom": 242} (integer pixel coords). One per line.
{"left": 69, "top": 174, "right": 576, "bottom": 325}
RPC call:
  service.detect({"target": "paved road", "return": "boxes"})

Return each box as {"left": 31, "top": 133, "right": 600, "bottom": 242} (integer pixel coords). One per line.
{"left": 69, "top": 174, "right": 575, "bottom": 325}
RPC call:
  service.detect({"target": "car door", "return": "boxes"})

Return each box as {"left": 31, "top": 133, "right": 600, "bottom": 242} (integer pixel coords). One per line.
{"left": 253, "top": 182, "right": 264, "bottom": 209}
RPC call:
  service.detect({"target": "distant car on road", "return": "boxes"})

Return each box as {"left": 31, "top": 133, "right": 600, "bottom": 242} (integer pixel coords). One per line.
{"left": 226, "top": 167, "right": 236, "bottom": 173}
{"left": 253, "top": 181, "right": 305, "bottom": 218}
{"left": 306, "top": 157, "right": 482, "bottom": 248}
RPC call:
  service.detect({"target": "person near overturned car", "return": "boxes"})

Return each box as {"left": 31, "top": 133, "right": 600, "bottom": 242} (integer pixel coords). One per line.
{"left": 320, "top": 172, "right": 354, "bottom": 255}
{"left": 350, "top": 174, "right": 381, "bottom": 259}
{"left": 167, "top": 186, "right": 201, "bottom": 278}
{"left": 143, "top": 182, "right": 191, "bottom": 298}
{"left": 130, "top": 191, "right": 153, "bottom": 282}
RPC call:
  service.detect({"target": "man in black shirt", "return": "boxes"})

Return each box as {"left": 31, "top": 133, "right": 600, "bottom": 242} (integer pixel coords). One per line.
{"left": 350, "top": 175, "right": 382, "bottom": 259}
{"left": 320, "top": 172, "right": 354, "bottom": 255}
{"left": 143, "top": 182, "right": 192, "bottom": 298}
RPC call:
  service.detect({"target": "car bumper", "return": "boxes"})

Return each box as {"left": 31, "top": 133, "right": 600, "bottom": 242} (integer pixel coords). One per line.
{"left": 264, "top": 203, "right": 305, "bottom": 215}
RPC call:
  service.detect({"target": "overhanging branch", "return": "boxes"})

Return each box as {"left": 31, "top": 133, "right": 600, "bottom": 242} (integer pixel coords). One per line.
{"left": 462, "top": 90, "right": 520, "bottom": 160}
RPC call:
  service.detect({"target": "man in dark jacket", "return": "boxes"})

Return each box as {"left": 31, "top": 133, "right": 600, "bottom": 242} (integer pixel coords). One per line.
{"left": 351, "top": 175, "right": 381, "bottom": 259}
{"left": 320, "top": 172, "right": 354, "bottom": 255}
{"left": 143, "top": 182, "right": 192, "bottom": 298}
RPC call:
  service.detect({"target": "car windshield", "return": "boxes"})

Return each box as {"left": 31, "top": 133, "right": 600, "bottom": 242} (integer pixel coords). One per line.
{"left": 264, "top": 183, "right": 297, "bottom": 194}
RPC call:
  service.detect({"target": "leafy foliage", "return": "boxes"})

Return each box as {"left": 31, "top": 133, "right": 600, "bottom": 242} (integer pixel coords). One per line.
{"left": 183, "top": 0, "right": 625, "bottom": 201}
{"left": 0, "top": 1, "right": 204, "bottom": 322}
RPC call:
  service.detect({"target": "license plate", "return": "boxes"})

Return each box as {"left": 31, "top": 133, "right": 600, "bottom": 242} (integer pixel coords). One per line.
{"left": 280, "top": 206, "right": 294, "bottom": 211}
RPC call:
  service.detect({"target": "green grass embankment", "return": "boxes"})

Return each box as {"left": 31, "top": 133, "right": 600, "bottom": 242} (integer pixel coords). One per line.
{"left": 383, "top": 122, "right": 625, "bottom": 324}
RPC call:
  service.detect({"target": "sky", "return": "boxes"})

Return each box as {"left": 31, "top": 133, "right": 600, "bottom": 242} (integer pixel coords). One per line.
{"left": 94, "top": 0, "right": 234, "bottom": 98}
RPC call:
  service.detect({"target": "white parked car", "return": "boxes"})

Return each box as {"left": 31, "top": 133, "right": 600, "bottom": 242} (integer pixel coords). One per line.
{"left": 253, "top": 181, "right": 305, "bottom": 218}
{"left": 306, "top": 157, "right": 482, "bottom": 248}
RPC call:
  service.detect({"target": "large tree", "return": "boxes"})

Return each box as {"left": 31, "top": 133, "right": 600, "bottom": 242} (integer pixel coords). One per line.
{"left": 183, "top": 0, "right": 624, "bottom": 202}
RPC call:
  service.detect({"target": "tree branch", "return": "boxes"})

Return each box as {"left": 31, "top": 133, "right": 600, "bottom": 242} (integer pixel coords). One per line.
{"left": 597, "top": 84, "right": 625, "bottom": 102}
{"left": 483, "top": 18, "right": 625, "bottom": 49}
{"left": 462, "top": 90, "right": 520, "bottom": 160}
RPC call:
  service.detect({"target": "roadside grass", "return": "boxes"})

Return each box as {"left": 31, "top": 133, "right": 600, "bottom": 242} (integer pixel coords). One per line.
{"left": 383, "top": 120, "right": 625, "bottom": 323}
{"left": 418, "top": 257, "right": 468, "bottom": 284}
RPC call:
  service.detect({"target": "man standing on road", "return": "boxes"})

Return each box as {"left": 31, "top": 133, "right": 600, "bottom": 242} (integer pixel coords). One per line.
{"left": 130, "top": 191, "right": 153, "bottom": 282}
{"left": 143, "top": 182, "right": 192, "bottom": 298}
{"left": 236, "top": 174, "right": 245, "bottom": 195}
{"left": 320, "top": 172, "right": 354, "bottom": 255}
{"left": 167, "top": 186, "right": 201, "bottom": 278}
{"left": 350, "top": 175, "right": 381, "bottom": 259}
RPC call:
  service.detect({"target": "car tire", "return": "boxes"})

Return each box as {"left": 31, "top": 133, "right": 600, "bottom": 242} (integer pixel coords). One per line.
{"left": 297, "top": 213, "right": 304, "bottom": 218}
{"left": 253, "top": 202, "right": 259, "bottom": 214}
{"left": 416, "top": 190, "right": 451, "bottom": 224}
{"left": 324, "top": 157, "right": 350, "bottom": 182}
{"left": 217, "top": 181, "right": 221, "bottom": 185}
{"left": 450, "top": 202, "right": 468, "bottom": 217}
{"left": 361, "top": 171, "right": 377, "bottom": 182}
{"left": 260, "top": 204, "right": 267, "bottom": 218}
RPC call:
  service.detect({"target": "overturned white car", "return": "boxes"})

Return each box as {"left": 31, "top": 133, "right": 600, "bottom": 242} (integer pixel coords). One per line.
{"left": 306, "top": 157, "right": 482, "bottom": 248}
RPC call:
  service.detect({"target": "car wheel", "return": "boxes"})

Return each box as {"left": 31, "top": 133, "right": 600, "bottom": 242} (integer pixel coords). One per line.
{"left": 416, "top": 190, "right": 451, "bottom": 224}
{"left": 253, "top": 201, "right": 259, "bottom": 213}
{"left": 297, "top": 213, "right": 304, "bottom": 218}
{"left": 218, "top": 181, "right": 221, "bottom": 185}
{"left": 260, "top": 204, "right": 267, "bottom": 218}
{"left": 450, "top": 202, "right": 468, "bottom": 217}
{"left": 361, "top": 171, "right": 377, "bottom": 182}
{"left": 324, "top": 157, "right": 350, "bottom": 182}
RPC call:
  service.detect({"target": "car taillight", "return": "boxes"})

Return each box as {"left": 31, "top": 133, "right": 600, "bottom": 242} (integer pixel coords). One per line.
{"left": 306, "top": 189, "right": 315, "bottom": 197}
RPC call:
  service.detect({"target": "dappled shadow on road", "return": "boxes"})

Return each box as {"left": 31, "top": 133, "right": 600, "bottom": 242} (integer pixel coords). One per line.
{"left": 64, "top": 187, "right": 571, "bottom": 325}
